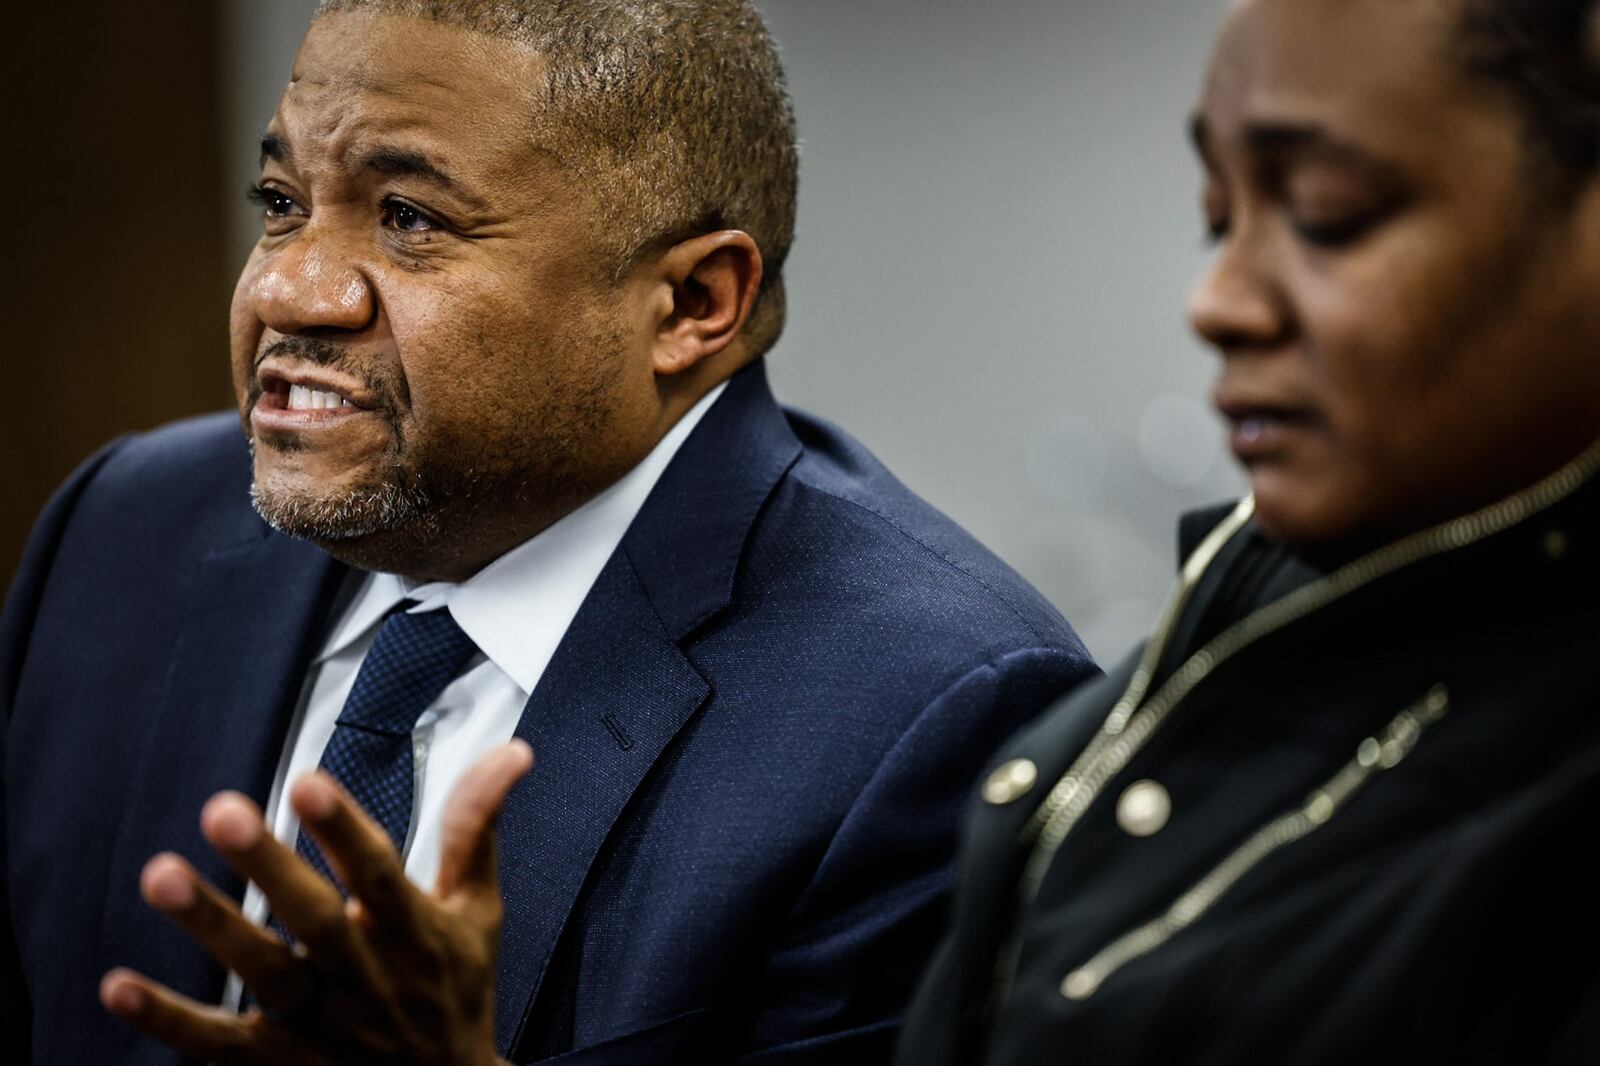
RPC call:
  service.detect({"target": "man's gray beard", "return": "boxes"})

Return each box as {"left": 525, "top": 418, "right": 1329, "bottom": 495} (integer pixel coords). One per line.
{"left": 249, "top": 476, "right": 440, "bottom": 542}
{"left": 248, "top": 439, "right": 441, "bottom": 543}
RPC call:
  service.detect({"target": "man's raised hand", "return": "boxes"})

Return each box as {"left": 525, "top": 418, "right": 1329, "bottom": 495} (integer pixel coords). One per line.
{"left": 99, "top": 740, "right": 534, "bottom": 1066}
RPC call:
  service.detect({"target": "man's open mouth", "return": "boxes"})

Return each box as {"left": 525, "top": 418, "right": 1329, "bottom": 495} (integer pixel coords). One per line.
{"left": 260, "top": 381, "right": 358, "bottom": 411}
{"left": 253, "top": 365, "right": 378, "bottom": 419}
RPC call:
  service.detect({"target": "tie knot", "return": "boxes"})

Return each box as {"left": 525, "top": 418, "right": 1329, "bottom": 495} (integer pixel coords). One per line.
{"left": 336, "top": 605, "right": 479, "bottom": 736}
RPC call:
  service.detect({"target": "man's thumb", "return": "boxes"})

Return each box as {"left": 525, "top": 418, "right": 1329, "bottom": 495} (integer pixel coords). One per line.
{"left": 436, "top": 740, "right": 535, "bottom": 900}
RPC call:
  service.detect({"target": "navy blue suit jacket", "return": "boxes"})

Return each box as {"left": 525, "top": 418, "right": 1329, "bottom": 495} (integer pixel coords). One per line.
{"left": 1, "top": 361, "right": 1095, "bottom": 1064}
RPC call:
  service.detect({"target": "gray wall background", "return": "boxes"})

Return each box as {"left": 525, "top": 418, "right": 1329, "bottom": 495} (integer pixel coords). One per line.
{"left": 219, "top": 0, "right": 1241, "bottom": 664}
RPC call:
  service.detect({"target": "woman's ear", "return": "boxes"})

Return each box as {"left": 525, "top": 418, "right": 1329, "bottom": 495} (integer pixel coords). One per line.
{"left": 652, "top": 230, "right": 764, "bottom": 376}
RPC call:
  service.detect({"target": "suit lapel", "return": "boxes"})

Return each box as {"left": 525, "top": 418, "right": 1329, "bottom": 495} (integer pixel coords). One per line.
{"left": 102, "top": 527, "right": 343, "bottom": 1006}
{"left": 494, "top": 552, "right": 710, "bottom": 1053}
{"left": 494, "top": 361, "right": 802, "bottom": 1053}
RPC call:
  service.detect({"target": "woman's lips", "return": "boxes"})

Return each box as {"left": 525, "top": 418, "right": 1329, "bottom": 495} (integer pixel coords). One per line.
{"left": 1213, "top": 386, "right": 1321, "bottom": 461}
{"left": 1222, "top": 406, "right": 1319, "bottom": 461}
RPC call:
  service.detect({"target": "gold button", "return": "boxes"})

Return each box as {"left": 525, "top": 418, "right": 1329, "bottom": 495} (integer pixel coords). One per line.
{"left": 1543, "top": 529, "right": 1570, "bottom": 560}
{"left": 1116, "top": 779, "right": 1171, "bottom": 837}
{"left": 983, "top": 758, "right": 1038, "bottom": 805}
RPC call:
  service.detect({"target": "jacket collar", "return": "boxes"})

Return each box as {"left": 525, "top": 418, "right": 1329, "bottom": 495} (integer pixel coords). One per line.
{"left": 488, "top": 358, "right": 801, "bottom": 1053}
{"left": 620, "top": 358, "right": 803, "bottom": 640}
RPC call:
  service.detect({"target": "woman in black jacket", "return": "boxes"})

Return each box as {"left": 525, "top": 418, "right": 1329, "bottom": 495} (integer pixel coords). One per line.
{"left": 898, "top": 0, "right": 1600, "bottom": 1062}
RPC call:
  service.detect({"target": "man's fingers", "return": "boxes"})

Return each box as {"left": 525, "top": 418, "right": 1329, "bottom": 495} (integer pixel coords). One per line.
{"left": 100, "top": 967, "right": 259, "bottom": 1066}
{"left": 290, "top": 771, "right": 422, "bottom": 930}
{"left": 199, "top": 791, "right": 361, "bottom": 968}
{"left": 139, "top": 852, "right": 312, "bottom": 1013}
{"left": 436, "top": 740, "right": 534, "bottom": 900}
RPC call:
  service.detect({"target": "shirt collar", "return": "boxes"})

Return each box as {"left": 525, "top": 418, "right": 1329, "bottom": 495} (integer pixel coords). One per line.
{"left": 317, "top": 381, "right": 729, "bottom": 695}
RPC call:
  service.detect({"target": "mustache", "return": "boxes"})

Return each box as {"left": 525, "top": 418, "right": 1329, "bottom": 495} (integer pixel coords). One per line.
{"left": 249, "top": 337, "right": 402, "bottom": 414}
{"left": 254, "top": 335, "right": 358, "bottom": 374}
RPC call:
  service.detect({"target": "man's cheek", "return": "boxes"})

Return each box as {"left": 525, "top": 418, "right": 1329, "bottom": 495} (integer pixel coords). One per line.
{"left": 229, "top": 315, "right": 266, "bottom": 406}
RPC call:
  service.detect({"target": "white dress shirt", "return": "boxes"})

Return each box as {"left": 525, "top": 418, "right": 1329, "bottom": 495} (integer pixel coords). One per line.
{"left": 224, "top": 382, "right": 725, "bottom": 1009}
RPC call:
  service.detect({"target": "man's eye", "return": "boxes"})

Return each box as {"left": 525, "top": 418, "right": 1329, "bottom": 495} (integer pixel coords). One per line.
{"left": 380, "top": 198, "right": 440, "bottom": 233}
{"left": 246, "top": 184, "right": 301, "bottom": 218}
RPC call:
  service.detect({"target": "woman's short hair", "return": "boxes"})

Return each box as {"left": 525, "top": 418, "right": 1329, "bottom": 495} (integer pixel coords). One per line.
{"left": 1460, "top": 0, "right": 1600, "bottom": 191}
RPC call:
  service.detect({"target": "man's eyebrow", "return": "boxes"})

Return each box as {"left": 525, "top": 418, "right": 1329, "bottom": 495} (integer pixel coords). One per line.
{"left": 260, "top": 133, "right": 291, "bottom": 169}
{"left": 357, "top": 146, "right": 485, "bottom": 207}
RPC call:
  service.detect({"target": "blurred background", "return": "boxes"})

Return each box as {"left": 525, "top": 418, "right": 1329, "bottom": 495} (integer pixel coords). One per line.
{"left": 7, "top": 0, "right": 1239, "bottom": 664}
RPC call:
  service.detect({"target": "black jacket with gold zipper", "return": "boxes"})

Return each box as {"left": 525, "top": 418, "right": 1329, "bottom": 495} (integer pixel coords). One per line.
{"left": 897, "top": 442, "right": 1600, "bottom": 1066}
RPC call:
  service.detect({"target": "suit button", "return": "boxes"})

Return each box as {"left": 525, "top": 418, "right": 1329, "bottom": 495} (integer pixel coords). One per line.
{"left": 983, "top": 758, "right": 1038, "bottom": 805}
{"left": 1116, "top": 779, "right": 1171, "bottom": 836}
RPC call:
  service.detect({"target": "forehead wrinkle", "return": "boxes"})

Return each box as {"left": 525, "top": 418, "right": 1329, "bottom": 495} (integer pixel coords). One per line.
{"left": 296, "top": 11, "right": 548, "bottom": 99}
{"left": 276, "top": 64, "right": 549, "bottom": 187}
{"left": 275, "top": 88, "right": 449, "bottom": 175}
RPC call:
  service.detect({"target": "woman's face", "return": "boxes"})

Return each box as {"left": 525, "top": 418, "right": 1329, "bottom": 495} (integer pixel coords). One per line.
{"left": 1191, "top": 0, "right": 1600, "bottom": 548}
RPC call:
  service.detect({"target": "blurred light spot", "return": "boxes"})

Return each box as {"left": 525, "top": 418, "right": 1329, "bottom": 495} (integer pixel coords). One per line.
{"left": 1025, "top": 415, "right": 1108, "bottom": 504}
{"left": 1136, "top": 393, "right": 1216, "bottom": 487}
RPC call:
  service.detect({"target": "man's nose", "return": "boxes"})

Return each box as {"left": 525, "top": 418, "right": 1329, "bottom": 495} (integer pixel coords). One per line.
{"left": 247, "top": 229, "right": 376, "bottom": 336}
{"left": 1186, "top": 234, "right": 1289, "bottom": 355}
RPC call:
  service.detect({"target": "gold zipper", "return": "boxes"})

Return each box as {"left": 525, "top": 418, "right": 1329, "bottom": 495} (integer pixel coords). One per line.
{"left": 1015, "top": 496, "right": 1256, "bottom": 897}
{"left": 1058, "top": 685, "right": 1449, "bottom": 1000}
{"left": 991, "top": 435, "right": 1600, "bottom": 1012}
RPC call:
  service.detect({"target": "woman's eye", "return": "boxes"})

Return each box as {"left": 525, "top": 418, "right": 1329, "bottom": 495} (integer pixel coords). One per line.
{"left": 1199, "top": 178, "right": 1229, "bottom": 246}
{"left": 1291, "top": 211, "right": 1381, "bottom": 249}
{"left": 1203, "top": 214, "right": 1230, "bottom": 246}
{"left": 380, "top": 198, "right": 440, "bottom": 233}
{"left": 1283, "top": 169, "right": 1402, "bottom": 250}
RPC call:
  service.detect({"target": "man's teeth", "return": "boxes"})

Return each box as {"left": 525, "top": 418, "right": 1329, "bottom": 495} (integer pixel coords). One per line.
{"left": 286, "top": 385, "right": 354, "bottom": 411}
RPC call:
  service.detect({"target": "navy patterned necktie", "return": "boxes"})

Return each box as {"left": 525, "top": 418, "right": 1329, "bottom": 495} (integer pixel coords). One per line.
{"left": 295, "top": 602, "right": 479, "bottom": 890}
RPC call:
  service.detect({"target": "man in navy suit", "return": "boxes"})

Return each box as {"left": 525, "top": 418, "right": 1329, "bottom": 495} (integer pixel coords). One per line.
{"left": 0, "top": 2, "right": 1095, "bottom": 1062}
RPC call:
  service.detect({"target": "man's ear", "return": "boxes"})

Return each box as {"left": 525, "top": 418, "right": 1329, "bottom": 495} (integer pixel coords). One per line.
{"left": 652, "top": 231, "right": 764, "bottom": 377}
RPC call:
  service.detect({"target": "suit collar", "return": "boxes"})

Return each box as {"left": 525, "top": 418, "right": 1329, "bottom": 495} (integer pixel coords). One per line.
{"left": 492, "top": 549, "right": 711, "bottom": 1054}
{"left": 621, "top": 359, "right": 802, "bottom": 641}
{"left": 492, "top": 360, "right": 799, "bottom": 1052}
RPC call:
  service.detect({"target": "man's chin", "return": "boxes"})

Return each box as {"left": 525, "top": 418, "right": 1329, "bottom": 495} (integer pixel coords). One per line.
{"left": 250, "top": 479, "right": 435, "bottom": 545}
